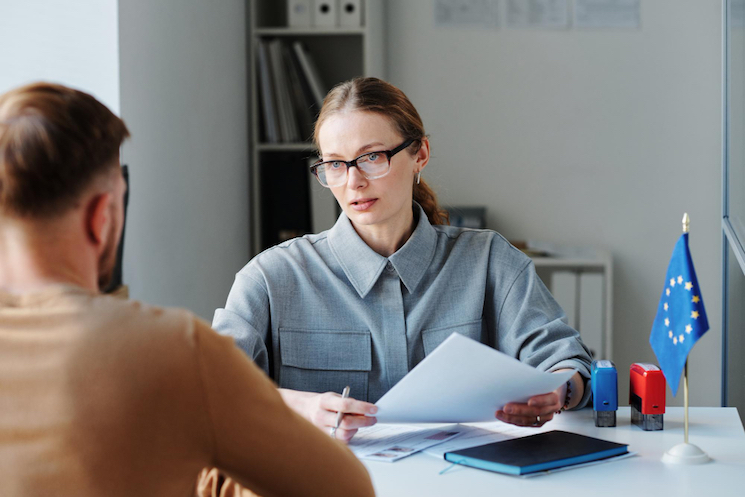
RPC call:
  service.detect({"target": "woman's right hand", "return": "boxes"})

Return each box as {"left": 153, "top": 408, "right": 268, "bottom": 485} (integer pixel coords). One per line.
{"left": 278, "top": 388, "right": 378, "bottom": 443}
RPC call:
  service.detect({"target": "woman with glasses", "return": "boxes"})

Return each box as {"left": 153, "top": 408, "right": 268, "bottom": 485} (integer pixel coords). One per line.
{"left": 214, "top": 77, "right": 592, "bottom": 442}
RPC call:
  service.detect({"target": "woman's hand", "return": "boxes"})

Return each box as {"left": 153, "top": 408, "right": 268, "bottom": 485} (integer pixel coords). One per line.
{"left": 279, "top": 389, "right": 378, "bottom": 442}
{"left": 495, "top": 389, "right": 563, "bottom": 427}
{"left": 495, "top": 370, "right": 582, "bottom": 428}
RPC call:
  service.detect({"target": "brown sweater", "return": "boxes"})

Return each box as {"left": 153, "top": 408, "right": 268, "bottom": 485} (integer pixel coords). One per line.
{"left": 0, "top": 285, "right": 374, "bottom": 496}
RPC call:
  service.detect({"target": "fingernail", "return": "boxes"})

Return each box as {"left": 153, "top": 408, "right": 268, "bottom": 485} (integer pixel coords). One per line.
{"left": 369, "top": 406, "right": 378, "bottom": 414}
{"left": 504, "top": 406, "right": 513, "bottom": 414}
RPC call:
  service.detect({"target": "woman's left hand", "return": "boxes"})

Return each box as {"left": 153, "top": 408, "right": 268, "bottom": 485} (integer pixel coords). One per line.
{"left": 495, "top": 388, "right": 564, "bottom": 428}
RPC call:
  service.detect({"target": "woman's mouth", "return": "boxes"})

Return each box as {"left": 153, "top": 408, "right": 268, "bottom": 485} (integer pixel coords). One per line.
{"left": 350, "top": 198, "right": 377, "bottom": 211}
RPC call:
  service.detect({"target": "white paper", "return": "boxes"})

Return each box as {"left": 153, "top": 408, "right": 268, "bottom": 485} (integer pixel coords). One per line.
{"left": 506, "top": 0, "right": 569, "bottom": 29}
{"left": 349, "top": 424, "right": 465, "bottom": 462}
{"left": 422, "top": 421, "right": 535, "bottom": 458}
{"left": 574, "top": 0, "right": 640, "bottom": 29}
{"left": 374, "top": 333, "right": 574, "bottom": 423}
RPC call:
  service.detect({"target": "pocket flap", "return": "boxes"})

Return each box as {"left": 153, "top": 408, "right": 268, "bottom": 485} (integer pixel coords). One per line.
{"left": 422, "top": 319, "right": 483, "bottom": 356}
{"left": 279, "top": 329, "right": 372, "bottom": 371}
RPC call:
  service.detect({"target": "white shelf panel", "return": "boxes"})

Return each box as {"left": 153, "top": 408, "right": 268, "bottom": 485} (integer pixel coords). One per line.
{"left": 257, "top": 142, "right": 315, "bottom": 152}
{"left": 254, "top": 27, "right": 365, "bottom": 37}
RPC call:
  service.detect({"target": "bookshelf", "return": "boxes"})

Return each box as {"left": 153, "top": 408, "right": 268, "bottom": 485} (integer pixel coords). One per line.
{"left": 248, "top": 0, "right": 386, "bottom": 254}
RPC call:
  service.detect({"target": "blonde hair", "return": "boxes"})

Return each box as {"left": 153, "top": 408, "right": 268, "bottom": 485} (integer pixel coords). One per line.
{"left": 313, "top": 77, "right": 448, "bottom": 225}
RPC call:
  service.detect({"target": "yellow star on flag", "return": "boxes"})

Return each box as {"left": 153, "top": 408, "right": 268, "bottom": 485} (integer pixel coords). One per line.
{"left": 679, "top": 335, "right": 685, "bottom": 343}
{"left": 666, "top": 288, "right": 670, "bottom": 296}
{"left": 664, "top": 318, "right": 670, "bottom": 327}
{"left": 692, "top": 295, "right": 700, "bottom": 303}
{"left": 670, "top": 278, "right": 676, "bottom": 287}
{"left": 669, "top": 330, "right": 673, "bottom": 338}
{"left": 677, "top": 276, "right": 683, "bottom": 284}
{"left": 664, "top": 303, "right": 669, "bottom": 311}
{"left": 692, "top": 311, "right": 699, "bottom": 319}
{"left": 685, "top": 282, "right": 693, "bottom": 290}
{"left": 685, "top": 324, "right": 692, "bottom": 333}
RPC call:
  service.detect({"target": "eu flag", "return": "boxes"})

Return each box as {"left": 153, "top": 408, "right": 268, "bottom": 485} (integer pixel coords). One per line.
{"left": 649, "top": 233, "right": 709, "bottom": 396}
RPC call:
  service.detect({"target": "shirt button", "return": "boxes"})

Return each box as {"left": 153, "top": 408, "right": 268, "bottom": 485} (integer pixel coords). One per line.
{"left": 386, "top": 262, "right": 395, "bottom": 273}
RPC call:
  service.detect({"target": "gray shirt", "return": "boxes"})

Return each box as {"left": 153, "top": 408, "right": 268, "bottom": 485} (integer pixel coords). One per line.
{"left": 213, "top": 204, "right": 592, "bottom": 406}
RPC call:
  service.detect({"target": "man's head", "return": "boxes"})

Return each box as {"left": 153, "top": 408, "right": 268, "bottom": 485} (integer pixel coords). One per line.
{"left": 0, "top": 83, "right": 130, "bottom": 290}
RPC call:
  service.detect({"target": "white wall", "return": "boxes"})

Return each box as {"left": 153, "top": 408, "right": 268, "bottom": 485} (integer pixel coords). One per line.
{"left": 0, "top": 0, "right": 120, "bottom": 112}
{"left": 386, "top": 0, "right": 722, "bottom": 405}
{"left": 119, "top": 0, "right": 250, "bottom": 320}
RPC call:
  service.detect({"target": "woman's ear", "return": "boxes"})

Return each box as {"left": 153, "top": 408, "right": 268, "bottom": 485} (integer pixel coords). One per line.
{"left": 416, "top": 137, "right": 431, "bottom": 173}
{"left": 85, "top": 192, "right": 113, "bottom": 249}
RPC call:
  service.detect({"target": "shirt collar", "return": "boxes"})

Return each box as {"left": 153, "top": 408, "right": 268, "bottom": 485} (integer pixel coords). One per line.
{"left": 328, "top": 203, "right": 438, "bottom": 298}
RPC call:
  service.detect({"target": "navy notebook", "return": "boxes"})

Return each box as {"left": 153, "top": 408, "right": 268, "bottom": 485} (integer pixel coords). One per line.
{"left": 444, "top": 430, "right": 628, "bottom": 475}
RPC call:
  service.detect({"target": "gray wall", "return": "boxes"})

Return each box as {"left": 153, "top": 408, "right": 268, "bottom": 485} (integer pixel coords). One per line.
{"left": 0, "top": 0, "right": 119, "bottom": 111}
{"left": 386, "top": 0, "right": 722, "bottom": 405}
{"left": 119, "top": 0, "right": 250, "bottom": 320}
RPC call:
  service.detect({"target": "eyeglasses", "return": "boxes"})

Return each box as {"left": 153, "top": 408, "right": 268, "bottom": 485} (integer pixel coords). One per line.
{"left": 310, "top": 139, "right": 415, "bottom": 188}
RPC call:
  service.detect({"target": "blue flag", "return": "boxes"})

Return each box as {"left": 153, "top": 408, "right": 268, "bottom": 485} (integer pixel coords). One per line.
{"left": 649, "top": 233, "right": 709, "bottom": 396}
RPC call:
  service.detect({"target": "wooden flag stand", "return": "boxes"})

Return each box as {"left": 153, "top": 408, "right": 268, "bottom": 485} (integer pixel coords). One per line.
{"left": 661, "top": 214, "right": 710, "bottom": 465}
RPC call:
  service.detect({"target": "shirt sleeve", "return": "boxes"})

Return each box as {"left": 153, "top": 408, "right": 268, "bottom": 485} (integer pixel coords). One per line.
{"left": 212, "top": 271, "right": 271, "bottom": 374}
{"left": 492, "top": 259, "right": 593, "bottom": 409}
{"left": 193, "top": 320, "right": 374, "bottom": 497}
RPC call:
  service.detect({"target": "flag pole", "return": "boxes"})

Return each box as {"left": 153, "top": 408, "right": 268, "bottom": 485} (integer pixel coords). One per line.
{"left": 682, "top": 213, "right": 690, "bottom": 445}
{"left": 661, "top": 213, "right": 709, "bottom": 464}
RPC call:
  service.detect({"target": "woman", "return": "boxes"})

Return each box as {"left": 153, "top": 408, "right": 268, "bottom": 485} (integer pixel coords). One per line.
{"left": 214, "top": 77, "right": 592, "bottom": 442}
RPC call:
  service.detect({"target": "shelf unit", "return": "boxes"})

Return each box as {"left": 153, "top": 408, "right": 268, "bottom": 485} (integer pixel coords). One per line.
{"left": 248, "top": 0, "right": 386, "bottom": 254}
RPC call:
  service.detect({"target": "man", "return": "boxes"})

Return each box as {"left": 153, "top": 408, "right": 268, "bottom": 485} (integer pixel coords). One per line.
{"left": 0, "top": 82, "right": 374, "bottom": 497}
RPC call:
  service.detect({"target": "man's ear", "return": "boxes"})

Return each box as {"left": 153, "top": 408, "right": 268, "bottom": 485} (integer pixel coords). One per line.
{"left": 85, "top": 192, "right": 113, "bottom": 248}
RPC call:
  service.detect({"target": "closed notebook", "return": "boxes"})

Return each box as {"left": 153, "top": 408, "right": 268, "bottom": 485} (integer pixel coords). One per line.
{"left": 444, "top": 430, "right": 628, "bottom": 475}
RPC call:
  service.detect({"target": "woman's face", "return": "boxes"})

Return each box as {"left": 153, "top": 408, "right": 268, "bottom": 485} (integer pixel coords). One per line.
{"left": 317, "top": 110, "right": 426, "bottom": 232}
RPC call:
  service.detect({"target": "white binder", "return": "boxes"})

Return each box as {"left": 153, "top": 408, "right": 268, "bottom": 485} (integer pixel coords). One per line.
{"left": 339, "top": 0, "right": 363, "bottom": 27}
{"left": 313, "top": 0, "right": 339, "bottom": 27}
{"left": 288, "top": 0, "right": 312, "bottom": 28}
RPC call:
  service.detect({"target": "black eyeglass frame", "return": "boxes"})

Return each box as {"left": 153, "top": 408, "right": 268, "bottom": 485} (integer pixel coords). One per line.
{"left": 310, "top": 138, "right": 416, "bottom": 187}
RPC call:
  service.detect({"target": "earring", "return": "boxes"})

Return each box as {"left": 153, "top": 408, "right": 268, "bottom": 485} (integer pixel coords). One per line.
{"left": 416, "top": 171, "right": 421, "bottom": 185}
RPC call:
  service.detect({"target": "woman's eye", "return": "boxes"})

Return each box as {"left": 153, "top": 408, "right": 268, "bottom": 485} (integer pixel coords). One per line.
{"left": 367, "top": 153, "right": 379, "bottom": 162}
{"left": 329, "top": 161, "right": 344, "bottom": 170}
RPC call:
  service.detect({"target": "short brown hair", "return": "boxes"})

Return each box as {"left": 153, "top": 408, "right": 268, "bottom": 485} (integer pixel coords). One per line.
{"left": 0, "top": 82, "right": 130, "bottom": 218}
{"left": 314, "top": 77, "right": 449, "bottom": 226}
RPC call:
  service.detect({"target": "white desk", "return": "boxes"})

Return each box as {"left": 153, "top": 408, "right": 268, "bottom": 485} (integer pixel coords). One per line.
{"left": 363, "top": 407, "right": 744, "bottom": 496}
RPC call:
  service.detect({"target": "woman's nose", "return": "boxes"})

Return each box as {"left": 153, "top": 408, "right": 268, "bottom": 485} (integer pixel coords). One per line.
{"left": 346, "top": 165, "right": 367, "bottom": 189}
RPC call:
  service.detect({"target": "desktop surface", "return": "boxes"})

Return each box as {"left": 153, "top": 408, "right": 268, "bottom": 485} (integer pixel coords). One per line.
{"left": 363, "top": 407, "right": 744, "bottom": 497}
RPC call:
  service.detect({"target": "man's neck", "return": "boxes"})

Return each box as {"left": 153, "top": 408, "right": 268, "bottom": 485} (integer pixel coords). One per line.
{"left": 0, "top": 218, "right": 97, "bottom": 294}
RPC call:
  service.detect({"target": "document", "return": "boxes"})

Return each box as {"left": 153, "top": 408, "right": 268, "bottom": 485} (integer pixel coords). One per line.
{"left": 422, "top": 420, "right": 535, "bottom": 458}
{"left": 374, "top": 333, "right": 575, "bottom": 423}
{"left": 349, "top": 424, "right": 465, "bottom": 462}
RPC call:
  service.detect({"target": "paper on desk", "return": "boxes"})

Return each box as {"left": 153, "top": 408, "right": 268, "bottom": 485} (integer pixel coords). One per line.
{"left": 422, "top": 421, "right": 535, "bottom": 458}
{"left": 374, "top": 333, "right": 575, "bottom": 423}
{"left": 348, "top": 424, "right": 465, "bottom": 462}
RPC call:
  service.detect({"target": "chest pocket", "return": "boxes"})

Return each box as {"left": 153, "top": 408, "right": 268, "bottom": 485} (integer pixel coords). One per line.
{"left": 278, "top": 328, "right": 371, "bottom": 401}
{"left": 422, "top": 318, "right": 484, "bottom": 356}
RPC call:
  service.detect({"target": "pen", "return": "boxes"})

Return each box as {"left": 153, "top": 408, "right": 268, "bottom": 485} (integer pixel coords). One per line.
{"left": 330, "top": 385, "right": 351, "bottom": 439}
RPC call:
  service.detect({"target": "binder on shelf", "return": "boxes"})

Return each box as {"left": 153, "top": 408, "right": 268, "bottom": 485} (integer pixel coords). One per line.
{"left": 292, "top": 41, "right": 327, "bottom": 108}
{"left": 313, "top": 0, "right": 338, "bottom": 27}
{"left": 339, "top": 0, "right": 363, "bottom": 27}
{"left": 283, "top": 45, "right": 316, "bottom": 141}
{"left": 267, "top": 39, "right": 299, "bottom": 142}
{"left": 551, "top": 271, "right": 577, "bottom": 329}
{"left": 579, "top": 272, "right": 604, "bottom": 359}
{"left": 288, "top": 0, "right": 312, "bottom": 28}
{"left": 257, "top": 40, "right": 280, "bottom": 143}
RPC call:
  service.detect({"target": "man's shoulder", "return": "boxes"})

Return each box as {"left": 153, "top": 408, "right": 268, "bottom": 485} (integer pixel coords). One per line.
{"left": 87, "top": 293, "right": 208, "bottom": 345}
